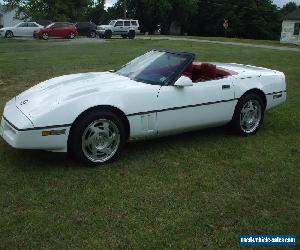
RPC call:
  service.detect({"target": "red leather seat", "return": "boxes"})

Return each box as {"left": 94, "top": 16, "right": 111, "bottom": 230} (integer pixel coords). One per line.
{"left": 200, "top": 63, "right": 217, "bottom": 81}
{"left": 182, "top": 64, "right": 194, "bottom": 79}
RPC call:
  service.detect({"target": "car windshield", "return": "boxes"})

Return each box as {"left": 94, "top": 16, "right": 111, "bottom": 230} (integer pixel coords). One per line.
{"left": 109, "top": 21, "right": 116, "bottom": 26}
{"left": 116, "top": 50, "right": 193, "bottom": 85}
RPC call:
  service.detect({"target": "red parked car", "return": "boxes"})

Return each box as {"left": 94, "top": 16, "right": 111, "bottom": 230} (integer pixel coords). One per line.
{"left": 33, "top": 22, "right": 78, "bottom": 40}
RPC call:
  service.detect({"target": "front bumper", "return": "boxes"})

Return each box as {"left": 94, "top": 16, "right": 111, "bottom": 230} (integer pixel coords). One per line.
{"left": 33, "top": 33, "right": 40, "bottom": 38}
{"left": 96, "top": 30, "right": 105, "bottom": 35}
{"left": 1, "top": 100, "right": 70, "bottom": 152}
{"left": 0, "top": 116, "right": 70, "bottom": 152}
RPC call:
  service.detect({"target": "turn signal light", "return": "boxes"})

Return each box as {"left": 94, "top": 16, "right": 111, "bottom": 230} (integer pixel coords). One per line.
{"left": 42, "top": 129, "right": 66, "bottom": 136}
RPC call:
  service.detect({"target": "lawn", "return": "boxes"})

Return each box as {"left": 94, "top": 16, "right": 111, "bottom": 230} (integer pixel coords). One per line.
{"left": 146, "top": 34, "right": 300, "bottom": 49}
{"left": 0, "top": 38, "right": 299, "bottom": 249}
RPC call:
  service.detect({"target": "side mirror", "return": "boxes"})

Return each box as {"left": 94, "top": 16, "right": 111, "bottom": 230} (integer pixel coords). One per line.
{"left": 174, "top": 76, "right": 193, "bottom": 87}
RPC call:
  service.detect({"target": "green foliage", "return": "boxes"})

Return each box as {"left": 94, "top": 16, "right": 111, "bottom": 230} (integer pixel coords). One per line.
{"left": 85, "top": 0, "right": 106, "bottom": 24}
{"left": 106, "top": 0, "right": 283, "bottom": 39}
{"left": 4, "top": 0, "right": 94, "bottom": 22}
{"left": 280, "top": 2, "right": 299, "bottom": 17}
{"left": 2, "top": 0, "right": 299, "bottom": 39}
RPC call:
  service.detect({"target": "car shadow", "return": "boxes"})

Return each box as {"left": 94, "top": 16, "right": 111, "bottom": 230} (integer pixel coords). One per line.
{"left": 123, "top": 125, "right": 231, "bottom": 154}
{"left": 4, "top": 125, "right": 232, "bottom": 170}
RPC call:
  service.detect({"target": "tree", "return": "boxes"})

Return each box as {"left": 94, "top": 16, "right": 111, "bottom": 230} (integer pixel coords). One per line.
{"left": 86, "top": 0, "right": 106, "bottom": 24}
{"left": 4, "top": 0, "right": 93, "bottom": 21}
{"left": 191, "top": 0, "right": 281, "bottom": 39}
{"left": 121, "top": 0, "right": 197, "bottom": 34}
{"left": 280, "top": 2, "right": 298, "bottom": 17}
{"left": 3, "top": 0, "right": 287, "bottom": 39}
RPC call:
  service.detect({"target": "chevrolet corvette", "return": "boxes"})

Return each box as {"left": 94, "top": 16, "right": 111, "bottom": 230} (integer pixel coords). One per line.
{"left": 0, "top": 50, "right": 286, "bottom": 165}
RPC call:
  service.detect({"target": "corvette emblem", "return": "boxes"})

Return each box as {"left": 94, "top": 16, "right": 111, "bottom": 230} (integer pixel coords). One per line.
{"left": 20, "top": 100, "right": 28, "bottom": 105}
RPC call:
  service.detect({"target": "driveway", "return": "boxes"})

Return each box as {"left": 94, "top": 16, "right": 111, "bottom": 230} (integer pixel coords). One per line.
{"left": 12, "top": 37, "right": 106, "bottom": 44}
{"left": 137, "top": 36, "right": 300, "bottom": 52}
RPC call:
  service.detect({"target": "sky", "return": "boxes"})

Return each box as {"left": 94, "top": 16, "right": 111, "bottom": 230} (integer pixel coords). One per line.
{"left": 105, "top": 0, "right": 300, "bottom": 8}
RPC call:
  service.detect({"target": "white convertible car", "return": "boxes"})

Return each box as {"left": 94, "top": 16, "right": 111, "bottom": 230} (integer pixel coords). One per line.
{"left": 0, "top": 50, "right": 286, "bottom": 165}
{"left": 0, "top": 22, "right": 43, "bottom": 38}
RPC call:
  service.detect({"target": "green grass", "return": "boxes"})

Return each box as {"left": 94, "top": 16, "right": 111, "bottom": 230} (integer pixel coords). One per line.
{"left": 145, "top": 34, "right": 300, "bottom": 48}
{"left": 0, "top": 38, "right": 299, "bottom": 249}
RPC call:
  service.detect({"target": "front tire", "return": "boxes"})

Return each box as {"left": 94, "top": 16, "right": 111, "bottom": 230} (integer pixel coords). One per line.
{"left": 231, "top": 93, "right": 265, "bottom": 136}
{"left": 104, "top": 30, "right": 112, "bottom": 39}
{"left": 128, "top": 30, "right": 135, "bottom": 39}
{"left": 42, "top": 32, "right": 49, "bottom": 40}
{"left": 5, "top": 30, "right": 13, "bottom": 38}
{"left": 68, "top": 110, "right": 126, "bottom": 166}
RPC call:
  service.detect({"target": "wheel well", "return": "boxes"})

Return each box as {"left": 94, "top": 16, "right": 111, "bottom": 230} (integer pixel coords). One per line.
{"left": 69, "top": 105, "right": 130, "bottom": 141}
{"left": 240, "top": 88, "right": 267, "bottom": 108}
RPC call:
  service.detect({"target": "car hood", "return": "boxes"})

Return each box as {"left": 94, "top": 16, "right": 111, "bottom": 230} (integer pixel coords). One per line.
{"left": 0, "top": 27, "right": 12, "bottom": 31}
{"left": 15, "top": 72, "right": 141, "bottom": 119}
{"left": 97, "top": 25, "right": 112, "bottom": 29}
{"left": 34, "top": 27, "right": 47, "bottom": 32}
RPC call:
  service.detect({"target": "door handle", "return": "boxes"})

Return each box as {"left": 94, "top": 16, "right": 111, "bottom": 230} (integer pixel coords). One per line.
{"left": 222, "top": 85, "right": 230, "bottom": 90}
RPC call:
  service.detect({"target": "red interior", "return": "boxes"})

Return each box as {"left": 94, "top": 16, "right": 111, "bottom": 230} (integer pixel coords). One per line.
{"left": 182, "top": 63, "right": 235, "bottom": 82}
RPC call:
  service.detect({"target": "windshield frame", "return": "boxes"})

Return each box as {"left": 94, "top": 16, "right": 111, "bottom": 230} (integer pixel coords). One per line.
{"left": 109, "top": 20, "right": 116, "bottom": 26}
{"left": 116, "top": 49, "right": 195, "bottom": 86}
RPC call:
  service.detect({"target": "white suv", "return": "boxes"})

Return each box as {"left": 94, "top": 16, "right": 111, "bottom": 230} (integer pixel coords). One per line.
{"left": 96, "top": 19, "right": 140, "bottom": 39}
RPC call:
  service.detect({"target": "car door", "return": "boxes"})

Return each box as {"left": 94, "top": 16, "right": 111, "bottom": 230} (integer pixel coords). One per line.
{"left": 14, "top": 22, "right": 27, "bottom": 36}
{"left": 48, "top": 23, "right": 60, "bottom": 37}
{"left": 131, "top": 20, "right": 139, "bottom": 33}
{"left": 114, "top": 21, "right": 124, "bottom": 34}
{"left": 57, "top": 23, "right": 68, "bottom": 37}
{"left": 156, "top": 76, "right": 236, "bottom": 135}
{"left": 59, "top": 23, "right": 68, "bottom": 37}
{"left": 124, "top": 20, "right": 131, "bottom": 33}
{"left": 27, "top": 23, "right": 40, "bottom": 36}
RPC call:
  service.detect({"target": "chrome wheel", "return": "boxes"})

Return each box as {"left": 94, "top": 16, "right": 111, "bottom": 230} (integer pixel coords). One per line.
{"left": 5, "top": 31, "right": 13, "bottom": 38}
{"left": 42, "top": 32, "right": 48, "bottom": 40}
{"left": 69, "top": 32, "right": 75, "bottom": 39}
{"left": 81, "top": 119, "right": 120, "bottom": 163}
{"left": 240, "top": 99, "right": 262, "bottom": 134}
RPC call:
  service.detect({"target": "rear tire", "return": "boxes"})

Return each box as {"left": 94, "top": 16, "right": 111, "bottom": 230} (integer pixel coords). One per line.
{"left": 104, "top": 30, "right": 112, "bottom": 39}
{"left": 68, "top": 110, "right": 126, "bottom": 166}
{"left": 231, "top": 93, "right": 265, "bottom": 136}
{"left": 69, "top": 32, "right": 75, "bottom": 39}
{"left": 89, "top": 31, "right": 96, "bottom": 38}
{"left": 128, "top": 30, "right": 135, "bottom": 39}
{"left": 5, "top": 30, "right": 13, "bottom": 38}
